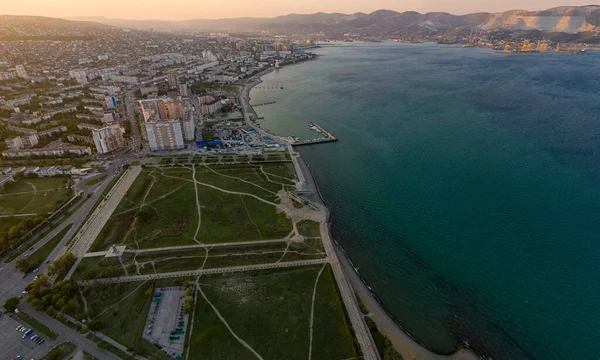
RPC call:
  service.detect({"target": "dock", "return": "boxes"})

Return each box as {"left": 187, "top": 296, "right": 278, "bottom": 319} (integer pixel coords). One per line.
{"left": 292, "top": 123, "right": 339, "bottom": 147}
{"left": 253, "top": 101, "right": 276, "bottom": 107}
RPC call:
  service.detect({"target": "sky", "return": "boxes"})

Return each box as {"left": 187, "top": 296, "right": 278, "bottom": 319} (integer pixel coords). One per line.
{"left": 0, "top": 0, "right": 594, "bottom": 20}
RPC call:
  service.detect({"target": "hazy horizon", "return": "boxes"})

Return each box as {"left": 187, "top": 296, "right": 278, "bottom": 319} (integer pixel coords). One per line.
{"left": 1, "top": 0, "right": 597, "bottom": 21}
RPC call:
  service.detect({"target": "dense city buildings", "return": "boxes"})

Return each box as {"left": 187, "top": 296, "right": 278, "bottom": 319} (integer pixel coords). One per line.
{"left": 1, "top": 145, "right": 91, "bottom": 158}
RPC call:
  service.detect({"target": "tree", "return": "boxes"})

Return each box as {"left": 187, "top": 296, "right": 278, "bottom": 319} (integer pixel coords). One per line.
{"left": 4, "top": 297, "right": 20, "bottom": 312}
{"left": 88, "top": 319, "right": 104, "bottom": 331}
{"left": 48, "top": 253, "right": 76, "bottom": 278}
{"left": 183, "top": 298, "right": 193, "bottom": 314}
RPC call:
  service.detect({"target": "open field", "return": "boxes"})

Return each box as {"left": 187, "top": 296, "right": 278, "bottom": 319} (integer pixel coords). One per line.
{"left": 188, "top": 265, "right": 357, "bottom": 360}
{"left": 73, "top": 253, "right": 135, "bottom": 280}
{"left": 82, "top": 280, "right": 171, "bottom": 360}
{"left": 90, "top": 165, "right": 294, "bottom": 251}
{"left": 0, "top": 177, "right": 72, "bottom": 215}
{"left": 297, "top": 220, "right": 321, "bottom": 238}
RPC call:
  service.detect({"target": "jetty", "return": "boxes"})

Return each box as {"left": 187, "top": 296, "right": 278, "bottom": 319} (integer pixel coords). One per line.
{"left": 253, "top": 101, "right": 276, "bottom": 107}
{"left": 292, "top": 122, "right": 339, "bottom": 147}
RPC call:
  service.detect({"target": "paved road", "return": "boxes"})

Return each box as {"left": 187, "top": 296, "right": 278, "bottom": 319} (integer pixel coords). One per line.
{"left": 19, "top": 303, "right": 121, "bottom": 360}
{"left": 83, "top": 238, "right": 291, "bottom": 258}
{"left": 77, "top": 258, "right": 329, "bottom": 285}
{"left": 0, "top": 159, "right": 129, "bottom": 306}
{"left": 124, "top": 90, "right": 144, "bottom": 151}
{"left": 319, "top": 221, "right": 380, "bottom": 360}
{"left": 63, "top": 166, "right": 142, "bottom": 280}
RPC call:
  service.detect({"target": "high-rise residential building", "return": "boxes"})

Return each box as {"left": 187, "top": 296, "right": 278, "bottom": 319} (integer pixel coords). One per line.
{"left": 167, "top": 70, "right": 179, "bottom": 89}
{"left": 69, "top": 70, "right": 88, "bottom": 85}
{"left": 145, "top": 120, "right": 185, "bottom": 151}
{"left": 179, "top": 83, "right": 189, "bottom": 97}
{"left": 15, "top": 65, "right": 28, "bottom": 79}
{"left": 181, "top": 109, "right": 195, "bottom": 141}
{"left": 138, "top": 99, "right": 190, "bottom": 151}
{"left": 92, "top": 124, "right": 125, "bottom": 154}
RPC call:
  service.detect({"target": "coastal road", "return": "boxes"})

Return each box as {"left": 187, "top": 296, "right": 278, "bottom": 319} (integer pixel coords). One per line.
{"left": 76, "top": 258, "right": 329, "bottom": 286}
{"left": 62, "top": 166, "right": 142, "bottom": 280}
{"left": 319, "top": 220, "right": 380, "bottom": 360}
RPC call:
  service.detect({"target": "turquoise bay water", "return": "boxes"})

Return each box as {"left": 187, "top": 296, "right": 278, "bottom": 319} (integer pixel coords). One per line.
{"left": 250, "top": 43, "right": 600, "bottom": 360}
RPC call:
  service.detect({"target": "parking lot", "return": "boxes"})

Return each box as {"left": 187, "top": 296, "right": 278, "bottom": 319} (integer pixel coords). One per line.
{"left": 0, "top": 314, "right": 52, "bottom": 360}
{"left": 143, "top": 287, "right": 189, "bottom": 359}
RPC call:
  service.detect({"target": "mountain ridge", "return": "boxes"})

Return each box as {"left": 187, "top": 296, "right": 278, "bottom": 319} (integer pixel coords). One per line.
{"left": 59, "top": 5, "right": 600, "bottom": 34}
{"left": 1, "top": 6, "right": 597, "bottom": 37}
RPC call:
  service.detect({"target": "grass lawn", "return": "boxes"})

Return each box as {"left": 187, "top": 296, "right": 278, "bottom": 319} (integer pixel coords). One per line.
{"left": 83, "top": 281, "right": 170, "bottom": 360}
{"left": 40, "top": 342, "right": 76, "bottom": 360}
{"left": 16, "top": 224, "right": 73, "bottom": 274}
{"left": 297, "top": 220, "right": 321, "bottom": 238}
{"left": 72, "top": 254, "right": 133, "bottom": 280}
{"left": 0, "top": 177, "right": 72, "bottom": 215}
{"left": 84, "top": 175, "right": 106, "bottom": 187}
{"left": 15, "top": 311, "right": 59, "bottom": 340}
{"left": 260, "top": 163, "right": 297, "bottom": 182}
{"left": 187, "top": 265, "right": 357, "bottom": 360}
{"left": 96, "top": 340, "right": 135, "bottom": 360}
{"left": 91, "top": 166, "right": 293, "bottom": 251}
{"left": 83, "top": 351, "right": 99, "bottom": 360}
{"left": 79, "top": 240, "right": 326, "bottom": 280}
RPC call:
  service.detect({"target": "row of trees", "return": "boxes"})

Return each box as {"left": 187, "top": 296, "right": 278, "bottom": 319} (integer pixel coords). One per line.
{"left": 0, "top": 215, "right": 46, "bottom": 258}
{"left": 25, "top": 274, "right": 82, "bottom": 316}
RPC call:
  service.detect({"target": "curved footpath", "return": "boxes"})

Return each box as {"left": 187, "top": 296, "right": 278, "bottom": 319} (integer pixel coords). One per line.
{"left": 243, "top": 67, "right": 480, "bottom": 360}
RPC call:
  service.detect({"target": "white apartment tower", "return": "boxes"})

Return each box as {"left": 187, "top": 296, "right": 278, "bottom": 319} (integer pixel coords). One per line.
{"left": 92, "top": 124, "right": 125, "bottom": 154}
{"left": 69, "top": 70, "right": 88, "bottom": 85}
{"left": 15, "top": 65, "right": 28, "bottom": 79}
{"left": 167, "top": 70, "right": 179, "bottom": 89}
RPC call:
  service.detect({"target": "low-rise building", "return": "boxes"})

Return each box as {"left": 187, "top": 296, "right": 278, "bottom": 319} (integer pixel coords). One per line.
{"left": 5, "top": 134, "right": 39, "bottom": 149}
{"left": 0, "top": 174, "right": 14, "bottom": 188}
{"left": 67, "top": 134, "right": 94, "bottom": 144}
{"left": 1, "top": 146, "right": 92, "bottom": 158}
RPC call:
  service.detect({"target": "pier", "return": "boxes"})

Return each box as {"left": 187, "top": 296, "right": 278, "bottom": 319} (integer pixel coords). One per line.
{"left": 292, "top": 122, "right": 339, "bottom": 147}
{"left": 253, "top": 101, "right": 277, "bottom": 107}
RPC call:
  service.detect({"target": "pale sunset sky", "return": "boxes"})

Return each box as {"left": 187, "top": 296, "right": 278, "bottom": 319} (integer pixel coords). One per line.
{"left": 0, "top": 0, "right": 594, "bottom": 20}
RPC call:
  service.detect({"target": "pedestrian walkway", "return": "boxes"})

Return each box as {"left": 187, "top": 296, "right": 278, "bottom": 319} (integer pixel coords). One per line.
{"left": 59, "top": 166, "right": 142, "bottom": 281}
{"left": 77, "top": 258, "right": 328, "bottom": 285}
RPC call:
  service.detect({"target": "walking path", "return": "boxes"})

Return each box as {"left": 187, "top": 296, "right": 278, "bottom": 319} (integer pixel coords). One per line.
{"left": 76, "top": 258, "right": 328, "bottom": 285}
{"left": 308, "top": 263, "right": 327, "bottom": 360}
{"left": 60, "top": 166, "right": 142, "bottom": 281}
